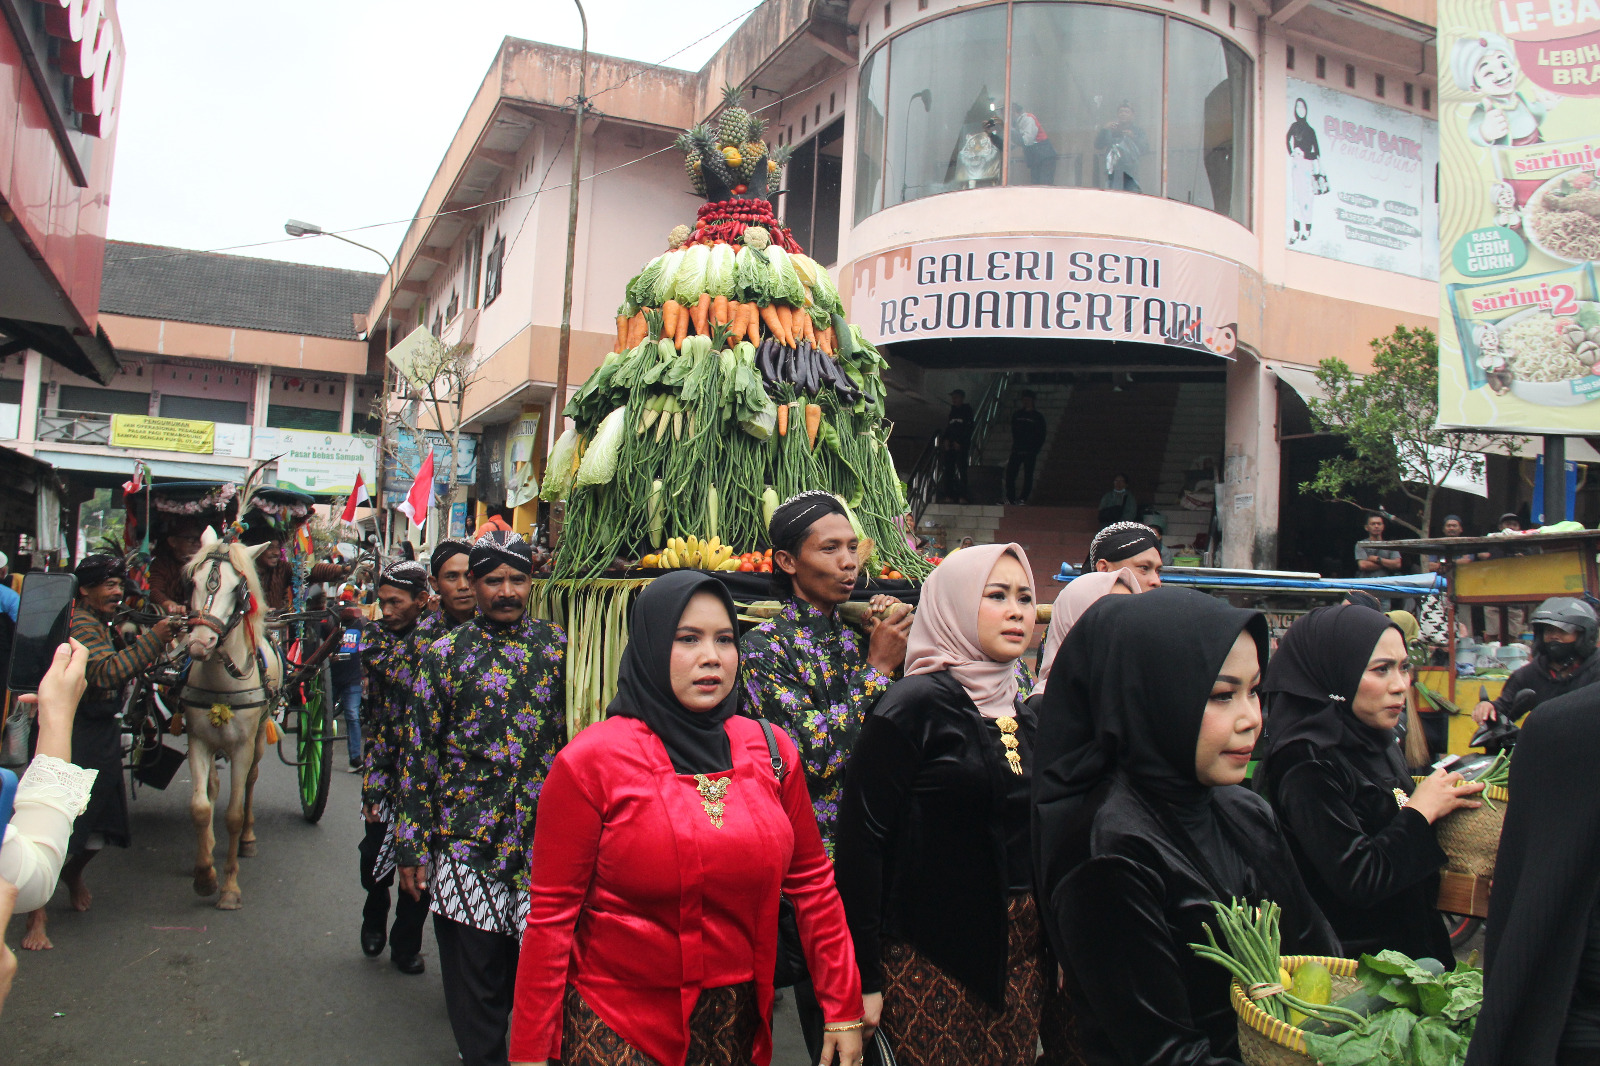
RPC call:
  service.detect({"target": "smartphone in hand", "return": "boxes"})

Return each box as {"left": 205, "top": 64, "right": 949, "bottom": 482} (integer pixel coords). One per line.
{"left": 7, "top": 574, "right": 76, "bottom": 694}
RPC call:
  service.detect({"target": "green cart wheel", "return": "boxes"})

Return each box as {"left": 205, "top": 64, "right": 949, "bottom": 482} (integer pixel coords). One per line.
{"left": 293, "top": 661, "right": 334, "bottom": 823}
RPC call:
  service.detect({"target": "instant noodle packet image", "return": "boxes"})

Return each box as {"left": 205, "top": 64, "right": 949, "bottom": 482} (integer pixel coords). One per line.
{"left": 1447, "top": 262, "right": 1600, "bottom": 407}
{"left": 1493, "top": 136, "right": 1600, "bottom": 266}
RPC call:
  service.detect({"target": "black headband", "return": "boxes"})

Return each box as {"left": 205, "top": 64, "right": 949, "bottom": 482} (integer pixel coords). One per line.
{"left": 379, "top": 561, "right": 429, "bottom": 597}
{"left": 1088, "top": 522, "right": 1160, "bottom": 567}
{"left": 469, "top": 531, "right": 533, "bottom": 578}
{"left": 430, "top": 538, "right": 472, "bottom": 576}
{"left": 769, "top": 490, "right": 847, "bottom": 554}
{"left": 75, "top": 553, "right": 126, "bottom": 589}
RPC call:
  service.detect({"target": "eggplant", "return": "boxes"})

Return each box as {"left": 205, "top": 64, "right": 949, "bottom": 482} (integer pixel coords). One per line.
{"left": 756, "top": 338, "right": 779, "bottom": 382}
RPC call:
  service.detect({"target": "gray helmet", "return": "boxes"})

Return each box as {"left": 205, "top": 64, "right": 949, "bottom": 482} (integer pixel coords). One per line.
{"left": 1531, "top": 597, "right": 1599, "bottom": 657}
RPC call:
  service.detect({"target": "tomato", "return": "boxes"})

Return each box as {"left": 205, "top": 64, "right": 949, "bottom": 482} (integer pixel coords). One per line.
{"left": 739, "top": 561, "right": 756, "bottom": 572}
{"left": 758, "top": 562, "right": 772, "bottom": 573}
{"left": 887, "top": 570, "right": 903, "bottom": 580}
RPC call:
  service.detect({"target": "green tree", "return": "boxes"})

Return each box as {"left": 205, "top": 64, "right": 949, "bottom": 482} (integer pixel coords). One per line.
{"left": 1301, "top": 325, "right": 1520, "bottom": 538}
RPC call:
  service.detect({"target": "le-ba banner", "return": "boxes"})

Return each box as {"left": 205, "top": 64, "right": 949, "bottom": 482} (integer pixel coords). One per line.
{"left": 1439, "top": 0, "right": 1600, "bottom": 431}
{"left": 850, "top": 237, "right": 1240, "bottom": 359}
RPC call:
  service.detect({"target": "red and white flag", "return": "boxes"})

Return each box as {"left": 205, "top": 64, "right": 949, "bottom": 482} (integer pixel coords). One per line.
{"left": 340, "top": 471, "right": 370, "bottom": 523}
{"left": 395, "top": 449, "right": 436, "bottom": 529}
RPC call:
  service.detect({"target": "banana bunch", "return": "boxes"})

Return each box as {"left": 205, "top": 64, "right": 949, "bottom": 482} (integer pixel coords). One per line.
{"left": 649, "top": 535, "right": 740, "bottom": 571}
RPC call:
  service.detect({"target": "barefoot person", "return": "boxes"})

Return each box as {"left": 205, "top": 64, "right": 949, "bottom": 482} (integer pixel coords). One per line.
{"left": 24, "top": 555, "right": 178, "bottom": 950}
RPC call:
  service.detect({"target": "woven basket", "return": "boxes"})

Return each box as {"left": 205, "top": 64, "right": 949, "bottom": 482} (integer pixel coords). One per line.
{"left": 1432, "top": 783, "right": 1508, "bottom": 877}
{"left": 1233, "top": 955, "right": 1360, "bottom": 1066}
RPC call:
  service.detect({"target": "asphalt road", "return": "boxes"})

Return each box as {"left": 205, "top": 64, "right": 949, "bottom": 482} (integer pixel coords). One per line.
{"left": 3, "top": 746, "right": 813, "bottom": 1066}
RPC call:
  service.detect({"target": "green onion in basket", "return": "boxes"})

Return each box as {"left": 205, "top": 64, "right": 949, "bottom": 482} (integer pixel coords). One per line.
{"left": 1189, "top": 899, "right": 1366, "bottom": 1029}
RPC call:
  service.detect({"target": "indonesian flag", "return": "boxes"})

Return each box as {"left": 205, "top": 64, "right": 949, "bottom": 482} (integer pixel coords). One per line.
{"left": 122, "top": 459, "right": 150, "bottom": 495}
{"left": 396, "top": 449, "right": 436, "bottom": 530}
{"left": 340, "top": 471, "right": 370, "bottom": 523}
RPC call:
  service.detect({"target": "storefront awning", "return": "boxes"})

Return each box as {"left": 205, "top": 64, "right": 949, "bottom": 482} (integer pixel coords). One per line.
{"left": 35, "top": 450, "right": 250, "bottom": 481}
{"left": 1267, "top": 361, "right": 1330, "bottom": 405}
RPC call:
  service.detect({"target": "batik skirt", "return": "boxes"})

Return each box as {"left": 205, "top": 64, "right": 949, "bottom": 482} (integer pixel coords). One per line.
{"left": 560, "top": 981, "right": 760, "bottom": 1066}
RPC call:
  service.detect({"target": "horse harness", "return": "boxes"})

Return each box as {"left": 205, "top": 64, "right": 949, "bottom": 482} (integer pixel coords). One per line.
{"left": 181, "top": 546, "right": 281, "bottom": 722}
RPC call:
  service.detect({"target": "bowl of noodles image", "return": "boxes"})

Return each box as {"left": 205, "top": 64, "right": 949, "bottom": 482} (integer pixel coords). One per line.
{"left": 1524, "top": 172, "right": 1600, "bottom": 263}
{"left": 1491, "top": 305, "right": 1600, "bottom": 406}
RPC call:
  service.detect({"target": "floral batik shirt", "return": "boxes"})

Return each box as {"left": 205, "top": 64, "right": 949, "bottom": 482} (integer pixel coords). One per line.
{"left": 740, "top": 599, "right": 895, "bottom": 853}
{"left": 359, "top": 621, "right": 414, "bottom": 809}
{"left": 394, "top": 612, "right": 567, "bottom": 894}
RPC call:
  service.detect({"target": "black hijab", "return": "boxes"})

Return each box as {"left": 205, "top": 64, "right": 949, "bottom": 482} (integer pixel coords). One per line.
{"left": 1033, "top": 588, "right": 1269, "bottom": 903}
{"left": 1261, "top": 604, "right": 1407, "bottom": 791}
{"left": 607, "top": 570, "right": 740, "bottom": 774}
{"left": 1468, "top": 684, "right": 1600, "bottom": 1066}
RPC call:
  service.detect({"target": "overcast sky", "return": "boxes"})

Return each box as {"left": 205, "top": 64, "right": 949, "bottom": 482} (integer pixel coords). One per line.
{"left": 105, "top": 0, "right": 757, "bottom": 275}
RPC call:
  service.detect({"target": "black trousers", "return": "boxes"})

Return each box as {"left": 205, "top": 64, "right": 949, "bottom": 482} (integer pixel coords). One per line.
{"left": 1006, "top": 449, "right": 1039, "bottom": 502}
{"left": 433, "top": 913, "right": 521, "bottom": 1066}
{"left": 358, "top": 820, "right": 429, "bottom": 959}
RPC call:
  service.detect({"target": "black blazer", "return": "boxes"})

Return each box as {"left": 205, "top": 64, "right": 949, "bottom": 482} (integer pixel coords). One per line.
{"left": 1264, "top": 739, "right": 1452, "bottom": 962}
{"left": 834, "top": 671, "right": 1034, "bottom": 1010}
{"left": 1052, "top": 779, "right": 1338, "bottom": 1066}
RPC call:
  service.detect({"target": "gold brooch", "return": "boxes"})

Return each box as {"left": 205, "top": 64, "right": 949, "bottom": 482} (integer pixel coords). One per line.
{"left": 996, "top": 715, "right": 1023, "bottom": 776}
{"left": 694, "top": 774, "right": 731, "bottom": 828}
{"left": 1393, "top": 788, "right": 1409, "bottom": 809}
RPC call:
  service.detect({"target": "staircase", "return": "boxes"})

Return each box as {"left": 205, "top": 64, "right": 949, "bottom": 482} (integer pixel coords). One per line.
{"left": 1144, "top": 381, "right": 1226, "bottom": 555}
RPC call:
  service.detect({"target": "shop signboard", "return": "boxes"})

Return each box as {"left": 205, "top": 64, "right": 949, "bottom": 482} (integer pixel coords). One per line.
{"left": 109, "top": 414, "right": 215, "bottom": 454}
{"left": 1283, "top": 78, "right": 1439, "bottom": 279}
{"left": 506, "top": 408, "right": 543, "bottom": 509}
{"left": 252, "top": 428, "right": 377, "bottom": 496}
{"left": 1437, "top": 0, "right": 1600, "bottom": 432}
{"left": 851, "top": 236, "right": 1240, "bottom": 358}
{"left": 450, "top": 502, "right": 468, "bottom": 538}
{"left": 388, "top": 429, "right": 478, "bottom": 485}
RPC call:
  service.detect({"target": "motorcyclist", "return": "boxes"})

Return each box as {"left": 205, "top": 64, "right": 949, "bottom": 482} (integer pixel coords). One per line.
{"left": 1473, "top": 597, "right": 1600, "bottom": 724}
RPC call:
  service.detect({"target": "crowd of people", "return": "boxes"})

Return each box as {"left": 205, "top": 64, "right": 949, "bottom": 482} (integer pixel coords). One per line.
{"left": 8, "top": 491, "right": 1600, "bottom": 1066}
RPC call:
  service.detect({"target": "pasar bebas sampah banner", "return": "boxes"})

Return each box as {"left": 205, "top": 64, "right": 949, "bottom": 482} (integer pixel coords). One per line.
{"left": 1439, "top": 0, "right": 1600, "bottom": 431}
{"left": 850, "top": 237, "right": 1240, "bottom": 359}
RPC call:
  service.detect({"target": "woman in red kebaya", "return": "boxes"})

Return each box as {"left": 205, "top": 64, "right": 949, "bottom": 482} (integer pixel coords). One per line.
{"left": 509, "top": 570, "right": 864, "bottom": 1066}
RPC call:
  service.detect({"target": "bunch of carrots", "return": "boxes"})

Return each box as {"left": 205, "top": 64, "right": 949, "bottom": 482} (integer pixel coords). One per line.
{"left": 616, "top": 296, "right": 838, "bottom": 355}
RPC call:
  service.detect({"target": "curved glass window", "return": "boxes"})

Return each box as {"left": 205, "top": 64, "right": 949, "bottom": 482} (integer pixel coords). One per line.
{"left": 854, "top": 2, "right": 1253, "bottom": 226}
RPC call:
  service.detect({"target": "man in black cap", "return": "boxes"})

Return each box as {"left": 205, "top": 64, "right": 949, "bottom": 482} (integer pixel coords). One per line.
{"left": 24, "top": 555, "right": 180, "bottom": 951}
{"left": 395, "top": 532, "right": 566, "bottom": 1066}
{"left": 1085, "top": 521, "right": 1165, "bottom": 590}
{"left": 356, "top": 560, "right": 432, "bottom": 974}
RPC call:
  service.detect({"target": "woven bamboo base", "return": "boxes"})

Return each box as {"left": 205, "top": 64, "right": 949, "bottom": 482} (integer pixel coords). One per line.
{"left": 1233, "top": 957, "right": 1359, "bottom": 1066}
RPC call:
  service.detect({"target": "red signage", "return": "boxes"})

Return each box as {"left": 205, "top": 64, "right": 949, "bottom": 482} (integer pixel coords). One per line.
{"left": 37, "top": 0, "right": 119, "bottom": 136}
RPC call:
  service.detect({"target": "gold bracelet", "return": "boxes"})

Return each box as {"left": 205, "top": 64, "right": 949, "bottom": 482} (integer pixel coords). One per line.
{"left": 824, "top": 1021, "right": 865, "bottom": 1033}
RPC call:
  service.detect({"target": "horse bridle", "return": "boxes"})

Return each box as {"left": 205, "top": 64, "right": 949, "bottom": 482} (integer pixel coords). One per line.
{"left": 189, "top": 547, "right": 258, "bottom": 682}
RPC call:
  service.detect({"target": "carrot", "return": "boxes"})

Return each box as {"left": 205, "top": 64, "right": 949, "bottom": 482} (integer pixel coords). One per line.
{"left": 727, "top": 303, "right": 746, "bottom": 343}
{"left": 663, "top": 300, "right": 683, "bottom": 341}
{"left": 805, "top": 403, "right": 822, "bottom": 449}
{"left": 692, "top": 292, "right": 712, "bottom": 336}
{"left": 743, "top": 303, "right": 760, "bottom": 342}
{"left": 712, "top": 294, "right": 730, "bottom": 327}
{"left": 674, "top": 305, "right": 689, "bottom": 348}
{"left": 776, "top": 403, "right": 789, "bottom": 436}
{"left": 629, "top": 311, "right": 647, "bottom": 348}
{"left": 799, "top": 310, "right": 816, "bottom": 347}
{"left": 777, "top": 304, "right": 797, "bottom": 347}
{"left": 818, "top": 325, "right": 835, "bottom": 356}
{"left": 615, "top": 314, "right": 628, "bottom": 352}
{"left": 761, "top": 304, "right": 788, "bottom": 347}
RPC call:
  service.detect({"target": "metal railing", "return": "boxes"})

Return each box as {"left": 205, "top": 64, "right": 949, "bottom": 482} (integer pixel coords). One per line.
{"left": 38, "top": 409, "right": 111, "bottom": 445}
{"left": 967, "top": 372, "right": 1015, "bottom": 467}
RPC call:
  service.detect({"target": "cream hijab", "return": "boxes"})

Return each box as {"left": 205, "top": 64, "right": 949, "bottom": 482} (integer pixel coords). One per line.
{"left": 1033, "top": 568, "right": 1141, "bottom": 697}
{"left": 904, "top": 543, "right": 1036, "bottom": 718}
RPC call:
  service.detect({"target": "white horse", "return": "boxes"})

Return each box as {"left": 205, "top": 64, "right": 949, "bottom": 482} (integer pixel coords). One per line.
{"left": 180, "top": 528, "right": 283, "bottom": 910}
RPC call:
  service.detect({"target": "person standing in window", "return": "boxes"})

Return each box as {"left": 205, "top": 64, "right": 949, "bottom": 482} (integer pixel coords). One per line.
{"left": 1096, "top": 102, "right": 1149, "bottom": 192}
{"left": 836, "top": 544, "right": 1045, "bottom": 1066}
{"left": 509, "top": 572, "right": 864, "bottom": 1066}
{"left": 1011, "top": 104, "right": 1058, "bottom": 185}
{"left": 1355, "top": 512, "right": 1404, "bottom": 575}
{"left": 1006, "top": 392, "right": 1047, "bottom": 506}
{"left": 1096, "top": 474, "right": 1138, "bottom": 529}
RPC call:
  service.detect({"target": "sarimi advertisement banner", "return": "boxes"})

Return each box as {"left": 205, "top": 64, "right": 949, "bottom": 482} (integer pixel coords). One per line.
{"left": 1284, "top": 78, "right": 1439, "bottom": 279}
{"left": 1437, "top": 0, "right": 1600, "bottom": 431}
{"left": 849, "top": 236, "right": 1240, "bottom": 358}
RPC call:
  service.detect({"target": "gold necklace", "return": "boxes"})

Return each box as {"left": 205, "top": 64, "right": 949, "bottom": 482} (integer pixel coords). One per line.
{"left": 694, "top": 774, "right": 731, "bottom": 828}
{"left": 996, "top": 715, "right": 1023, "bottom": 775}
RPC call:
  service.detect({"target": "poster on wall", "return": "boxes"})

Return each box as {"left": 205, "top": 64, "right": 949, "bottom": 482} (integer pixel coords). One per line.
{"left": 252, "top": 429, "right": 378, "bottom": 496}
{"left": 851, "top": 236, "right": 1240, "bottom": 357}
{"left": 1437, "top": 0, "right": 1600, "bottom": 432}
{"left": 505, "top": 408, "right": 543, "bottom": 509}
{"left": 1284, "top": 78, "right": 1439, "bottom": 279}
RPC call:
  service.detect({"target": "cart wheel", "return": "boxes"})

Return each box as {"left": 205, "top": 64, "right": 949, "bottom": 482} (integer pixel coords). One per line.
{"left": 295, "top": 662, "right": 334, "bottom": 823}
{"left": 1443, "top": 912, "right": 1482, "bottom": 950}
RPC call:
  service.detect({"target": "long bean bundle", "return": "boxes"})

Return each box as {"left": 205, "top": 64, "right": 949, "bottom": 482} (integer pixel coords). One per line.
{"left": 1189, "top": 899, "right": 1366, "bottom": 1030}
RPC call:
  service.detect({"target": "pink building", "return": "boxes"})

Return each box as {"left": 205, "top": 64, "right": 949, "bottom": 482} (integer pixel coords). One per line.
{"left": 372, "top": 0, "right": 1457, "bottom": 570}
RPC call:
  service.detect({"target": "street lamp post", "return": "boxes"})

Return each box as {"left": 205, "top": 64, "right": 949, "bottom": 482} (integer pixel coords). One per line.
{"left": 552, "top": 0, "right": 587, "bottom": 459}
{"left": 285, "top": 219, "right": 397, "bottom": 550}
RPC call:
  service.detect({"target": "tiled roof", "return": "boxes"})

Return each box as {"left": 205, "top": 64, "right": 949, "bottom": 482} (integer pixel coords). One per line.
{"left": 101, "top": 241, "right": 383, "bottom": 340}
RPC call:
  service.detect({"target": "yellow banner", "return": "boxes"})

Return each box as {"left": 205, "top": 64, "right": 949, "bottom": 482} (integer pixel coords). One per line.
{"left": 1438, "top": 0, "right": 1600, "bottom": 431}
{"left": 109, "top": 414, "right": 216, "bottom": 454}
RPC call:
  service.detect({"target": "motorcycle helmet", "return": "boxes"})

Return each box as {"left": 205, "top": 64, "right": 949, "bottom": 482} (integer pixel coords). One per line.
{"left": 1530, "top": 596, "right": 1599, "bottom": 663}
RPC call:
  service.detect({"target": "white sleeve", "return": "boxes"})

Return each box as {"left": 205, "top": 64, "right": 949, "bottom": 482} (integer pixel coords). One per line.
{"left": 0, "top": 755, "right": 98, "bottom": 912}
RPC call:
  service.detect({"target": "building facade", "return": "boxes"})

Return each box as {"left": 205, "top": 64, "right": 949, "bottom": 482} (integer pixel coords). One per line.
{"left": 373, "top": 0, "right": 1444, "bottom": 568}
